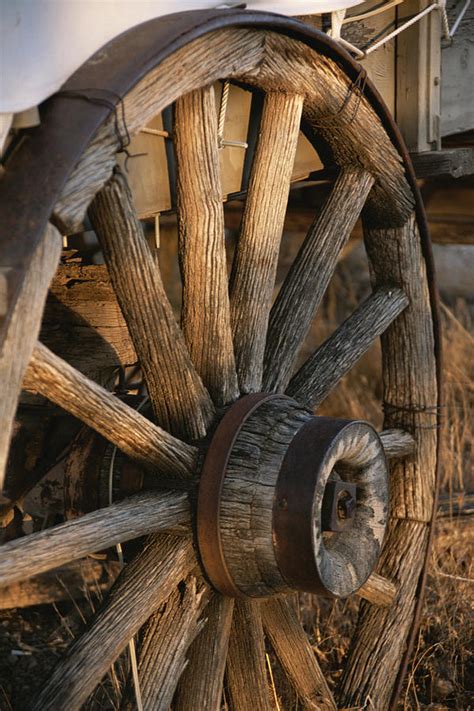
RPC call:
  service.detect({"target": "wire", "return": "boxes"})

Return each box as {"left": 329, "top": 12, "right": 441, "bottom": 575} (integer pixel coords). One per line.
{"left": 450, "top": 0, "right": 471, "bottom": 36}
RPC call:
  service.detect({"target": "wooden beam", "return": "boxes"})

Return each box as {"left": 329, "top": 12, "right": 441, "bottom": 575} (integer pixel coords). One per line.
{"left": 411, "top": 147, "right": 474, "bottom": 179}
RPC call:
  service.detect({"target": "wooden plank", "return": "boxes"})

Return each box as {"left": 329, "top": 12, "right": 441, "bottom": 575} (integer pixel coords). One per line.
{"left": 40, "top": 263, "right": 136, "bottom": 375}
{"left": 396, "top": 0, "right": 441, "bottom": 152}
{"left": 0, "top": 559, "right": 120, "bottom": 610}
{"left": 411, "top": 147, "right": 474, "bottom": 178}
{"left": 441, "top": 1, "right": 474, "bottom": 136}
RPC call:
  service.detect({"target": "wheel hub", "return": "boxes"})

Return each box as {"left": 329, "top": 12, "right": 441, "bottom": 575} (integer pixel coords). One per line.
{"left": 197, "top": 394, "right": 388, "bottom": 599}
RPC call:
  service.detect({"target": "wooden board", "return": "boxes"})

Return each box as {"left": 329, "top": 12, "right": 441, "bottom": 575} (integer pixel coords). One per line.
{"left": 123, "top": 83, "right": 322, "bottom": 219}
{"left": 441, "top": 0, "right": 474, "bottom": 136}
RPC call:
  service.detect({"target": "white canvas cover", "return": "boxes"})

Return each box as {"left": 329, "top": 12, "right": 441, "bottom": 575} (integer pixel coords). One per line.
{"left": 0, "top": 0, "right": 363, "bottom": 114}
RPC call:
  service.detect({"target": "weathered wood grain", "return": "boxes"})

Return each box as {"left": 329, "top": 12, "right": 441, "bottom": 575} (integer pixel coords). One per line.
{"left": 53, "top": 29, "right": 266, "bottom": 232}
{"left": 364, "top": 215, "right": 438, "bottom": 522}
{"left": 40, "top": 263, "right": 136, "bottom": 375}
{"left": 337, "top": 519, "right": 428, "bottom": 706}
{"left": 356, "top": 571, "right": 397, "bottom": 607}
{"left": 175, "top": 593, "right": 234, "bottom": 711}
{"left": 175, "top": 86, "right": 239, "bottom": 407}
{"left": 0, "top": 223, "right": 61, "bottom": 490}
{"left": 338, "top": 213, "right": 438, "bottom": 705}
{"left": 0, "top": 491, "right": 190, "bottom": 587}
{"left": 54, "top": 31, "right": 412, "bottom": 236}
{"left": 262, "top": 596, "right": 337, "bottom": 710}
{"left": 222, "top": 397, "right": 311, "bottom": 596}
{"left": 0, "top": 559, "right": 120, "bottom": 610}
{"left": 32, "top": 535, "right": 195, "bottom": 711}
{"left": 264, "top": 168, "right": 374, "bottom": 393}
{"left": 379, "top": 429, "right": 415, "bottom": 460}
{"left": 229, "top": 92, "right": 304, "bottom": 393}
{"left": 23, "top": 341, "right": 197, "bottom": 479}
{"left": 89, "top": 167, "right": 214, "bottom": 440}
{"left": 226, "top": 600, "right": 272, "bottom": 711}
{"left": 238, "top": 32, "right": 413, "bottom": 226}
{"left": 127, "top": 576, "right": 209, "bottom": 710}
{"left": 287, "top": 287, "right": 409, "bottom": 408}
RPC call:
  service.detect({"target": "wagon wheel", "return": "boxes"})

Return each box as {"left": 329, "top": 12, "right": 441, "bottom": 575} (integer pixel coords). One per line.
{"left": 0, "top": 10, "right": 440, "bottom": 711}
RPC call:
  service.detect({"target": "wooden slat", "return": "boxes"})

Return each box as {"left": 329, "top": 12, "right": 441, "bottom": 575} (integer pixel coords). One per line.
{"left": 226, "top": 600, "right": 272, "bottom": 711}
{"left": 0, "top": 491, "right": 190, "bottom": 587}
{"left": 0, "top": 559, "right": 120, "bottom": 610}
{"left": 175, "top": 593, "right": 234, "bottom": 711}
{"left": 89, "top": 167, "right": 214, "bottom": 440}
{"left": 175, "top": 86, "right": 239, "bottom": 406}
{"left": 23, "top": 342, "right": 197, "bottom": 480}
{"left": 263, "top": 168, "right": 374, "bottom": 393}
{"left": 40, "top": 263, "right": 136, "bottom": 374}
{"left": 287, "top": 287, "right": 409, "bottom": 408}
{"left": 229, "top": 92, "right": 304, "bottom": 393}
{"left": 127, "top": 576, "right": 209, "bottom": 710}
{"left": 32, "top": 535, "right": 195, "bottom": 711}
{"left": 261, "top": 596, "right": 337, "bottom": 710}
{"left": 0, "top": 223, "right": 62, "bottom": 489}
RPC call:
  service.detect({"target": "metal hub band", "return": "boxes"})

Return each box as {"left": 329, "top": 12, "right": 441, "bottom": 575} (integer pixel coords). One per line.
{"left": 197, "top": 393, "right": 283, "bottom": 597}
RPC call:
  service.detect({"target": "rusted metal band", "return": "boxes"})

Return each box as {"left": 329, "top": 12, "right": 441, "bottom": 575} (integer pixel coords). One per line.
{"left": 273, "top": 416, "right": 389, "bottom": 597}
{"left": 197, "top": 393, "right": 280, "bottom": 597}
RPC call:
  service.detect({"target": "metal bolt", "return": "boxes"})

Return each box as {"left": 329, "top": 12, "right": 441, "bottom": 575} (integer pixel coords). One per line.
{"left": 336, "top": 490, "right": 356, "bottom": 520}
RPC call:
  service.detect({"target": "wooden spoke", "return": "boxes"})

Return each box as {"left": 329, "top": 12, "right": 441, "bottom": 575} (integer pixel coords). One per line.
{"left": 337, "top": 214, "right": 438, "bottom": 706}
{"left": 32, "top": 535, "right": 195, "bottom": 711}
{"left": 261, "top": 596, "right": 337, "bottom": 710}
{"left": 0, "top": 491, "right": 190, "bottom": 587}
{"left": 175, "top": 86, "right": 239, "bottom": 406}
{"left": 0, "top": 223, "right": 62, "bottom": 489}
{"left": 23, "top": 341, "right": 197, "bottom": 479}
{"left": 356, "top": 572, "right": 397, "bottom": 607}
{"left": 379, "top": 429, "right": 415, "bottom": 459}
{"left": 337, "top": 519, "right": 428, "bottom": 706}
{"left": 287, "top": 286, "right": 409, "bottom": 408}
{"left": 89, "top": 167, "right": 214, "bottom": 440}
{"left": 229, "top": 92, "right": 304, "bottom": 393}
{"left": 175, "top": 593, "right": 234, "bottom": 710}
{"left": 124, "top": 576, "right": 209, "bottom": 710}
{"left": 263, "top": 168, "right": 375, "bottom": 393}
{"left": 226, "top": 600, "right": 272, "bottom": 711}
